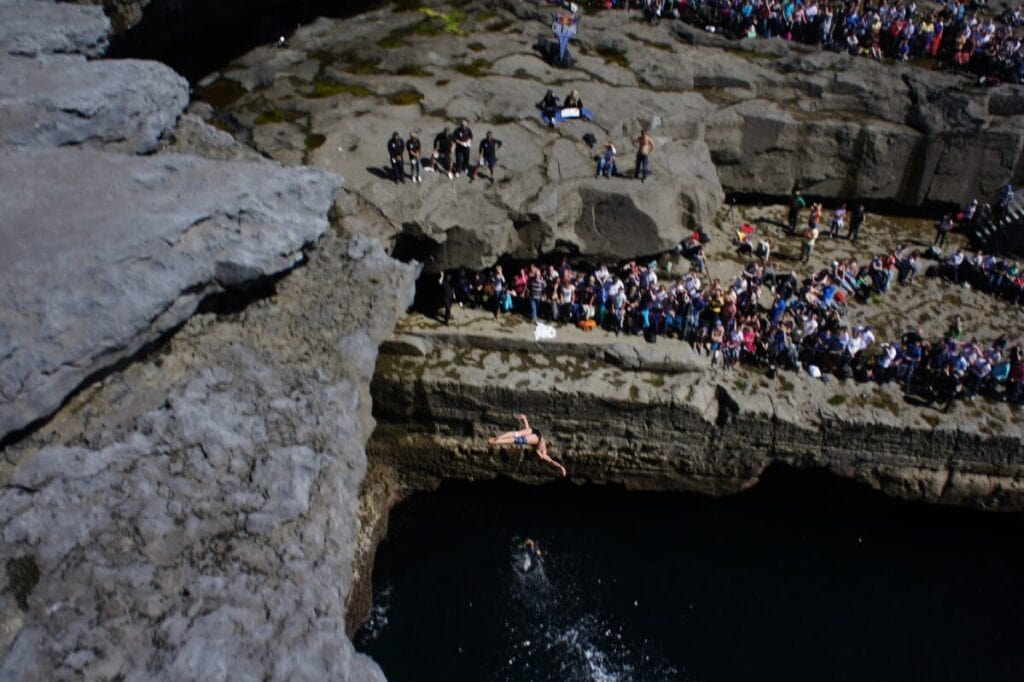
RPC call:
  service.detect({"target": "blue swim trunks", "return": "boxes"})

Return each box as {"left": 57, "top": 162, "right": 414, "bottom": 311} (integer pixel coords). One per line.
{"left": 514, "top": 435, "right": 527, "bottom": 445}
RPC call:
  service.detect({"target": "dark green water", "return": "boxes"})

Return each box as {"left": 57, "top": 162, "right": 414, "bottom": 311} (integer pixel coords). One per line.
{"left": 356, "top": 469, "right": 1024, "bottom": 681}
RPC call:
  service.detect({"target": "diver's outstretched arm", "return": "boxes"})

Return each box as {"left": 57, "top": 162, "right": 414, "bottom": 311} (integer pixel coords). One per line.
{"left": 516, "top": 413, "right": 531, "bottom": 431}
{"left": 536, "top": 440, "right": 567, "bottom": 477}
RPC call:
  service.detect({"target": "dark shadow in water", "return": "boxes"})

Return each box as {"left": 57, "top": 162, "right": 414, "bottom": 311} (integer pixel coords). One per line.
{"left": 357, "top": 466, "right": 1024, "bottom": 682}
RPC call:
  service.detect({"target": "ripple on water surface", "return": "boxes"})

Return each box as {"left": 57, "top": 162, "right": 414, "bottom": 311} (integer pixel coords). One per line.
{"left": 355, "top": 471, "right": 1024, "bottom": 682}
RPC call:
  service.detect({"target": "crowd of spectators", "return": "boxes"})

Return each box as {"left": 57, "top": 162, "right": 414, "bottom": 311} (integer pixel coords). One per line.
{"left": 436, "top": 219, "right": 1024, "bottom": 408}
{"left": 584, "top": 0, "right": 1024, "bottom": 84}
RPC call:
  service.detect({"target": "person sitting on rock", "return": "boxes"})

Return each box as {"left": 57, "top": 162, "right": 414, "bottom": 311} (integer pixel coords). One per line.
{"left": 596, "top": 141, "right": 618, "bottom": 178}
{"left": 563, "top": 88, "right": 583, "bottom": 110}
{"left": 386, "top": 132, "right": 405, "bottom": 184}
{"left": 537, "top": 89, "right": 559, "bottom": 126}
{"left": 488, "top": 413, "right": 566, "bottom": 477}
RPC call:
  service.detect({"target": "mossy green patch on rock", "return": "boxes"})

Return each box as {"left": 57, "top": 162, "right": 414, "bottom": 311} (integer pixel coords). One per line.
{"left": 388, "top": 88, "right": 424, "bottom": 106}
{"left": 489, "top": 113, "right": 517, "bottom": 125}
{"left": 308, "top": 78, "right": 374, "bottom": 98}
{"left": 378, "top": 34, "right": 408, "bottom": 49}
{"left": 595, "top": 44, "right": 630, "bottom": 68}
{"left": 412, "top": 8, "right": 469, "bottom": 36}
{"left": 254, "top": 108, "right": 304, "bottom": 125}
{"left": 395, "top": 64, "right": 432, "bottom": 77}
{"left": 725, "top": 48, "right": 779, "bottom": 62}
{"left": 486, "top": 19, "right": 515, "bottom": 32}
{"left": 339, "top": 52, "right": 383, "bottom": 75}
{"left": 305, "top": 132, "right": 326, "bottom": 152}
{"left": 453, "top": 58, "right": 493, "bottom": 77}
{"left": 193, "top": 78, "right": 246, "bottom": 109}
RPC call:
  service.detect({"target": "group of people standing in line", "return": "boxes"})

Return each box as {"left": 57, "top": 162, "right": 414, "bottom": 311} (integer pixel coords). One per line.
{"left": 387, "top": 121, "right": 503, "bottom": 184}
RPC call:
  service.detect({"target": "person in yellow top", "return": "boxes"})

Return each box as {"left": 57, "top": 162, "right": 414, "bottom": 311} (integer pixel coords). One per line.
{"left": 801, "top": 224, "right": 820, "bottom": 264}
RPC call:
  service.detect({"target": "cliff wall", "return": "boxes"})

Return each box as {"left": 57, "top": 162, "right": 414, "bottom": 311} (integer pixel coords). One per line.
{"left": 369, "top": 325, "right": 1024, "bottom": 510}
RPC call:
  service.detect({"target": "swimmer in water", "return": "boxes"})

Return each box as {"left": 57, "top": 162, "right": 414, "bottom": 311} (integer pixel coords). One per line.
{"left": 521, "top": 538, "right": 543, "bottom": 572}
{"left": 488, "top": 413, "right": 567, "bottom": 477}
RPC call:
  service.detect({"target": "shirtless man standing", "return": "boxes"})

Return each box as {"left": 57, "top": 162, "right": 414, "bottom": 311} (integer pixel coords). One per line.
{"left": 633, "top": 130, "right": 655, "bottom": 183}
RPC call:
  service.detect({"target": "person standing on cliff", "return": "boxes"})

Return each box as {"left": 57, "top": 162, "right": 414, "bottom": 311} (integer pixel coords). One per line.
{"left": 406, "top": 130, "right": 422, "bottom": 184}
{"left": 488, "top": 413, "right": 567, "bottom": 477}
{"left": 848, "top": 204, "right": 866, "bottom": 243}
{"left": 477, "top": 131, "right": 502, "bottom": 183}
{"left": 801, "top": 223, "right": 819, "bottom": 264}
{"left": 452, "top": 120, "right": 473, "bottom": 177}
{"left": 787, "top": 191, "right": 805, "bottom": 234}
{"left": 633, "top": 130, "right": 655, "bottom": 182}
{"left": 387, "top": 131, "right": 405, "bottom": 184}
{"left": 439, "top": 271, "right": 455, "bottom": 325}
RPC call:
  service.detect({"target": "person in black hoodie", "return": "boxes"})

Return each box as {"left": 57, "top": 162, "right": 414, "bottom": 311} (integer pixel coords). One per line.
{"left": 452, "top": 120, "right": 473, "bottom": 177}
{"left": 477, "top": 130, "right": 503, "bottom": 182}
{"left": 387, "top": 131, "right": 405, "bottom": 184}
{"left": 537, "top": 89, "right": 559, "bottom": 125}
{"left": 431, "top": 126, "right": 453, "bottom": 178}
{"left": 406, "top": 129, "right": 422, "bottom": 184}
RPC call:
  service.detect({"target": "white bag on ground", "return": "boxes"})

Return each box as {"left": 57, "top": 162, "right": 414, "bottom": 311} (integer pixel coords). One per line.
{"left": 534, "top": 322, "right": 557, "bottom": 341}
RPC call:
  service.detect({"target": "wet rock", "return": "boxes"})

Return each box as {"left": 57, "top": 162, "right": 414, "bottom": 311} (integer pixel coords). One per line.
{"left": 0, "top": 147, "right": 342, "bottom": 440}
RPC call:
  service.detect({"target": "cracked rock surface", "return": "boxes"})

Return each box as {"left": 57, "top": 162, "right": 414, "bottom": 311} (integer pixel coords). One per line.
{"left": 192, "top": 0, "right": 1024, "bottom": 271}
{"left": 1, "top": 4, "right": 420, "bottom": 678}
{"left": 0, "top": 147, "right": 342, "bottom": 439}
{"left": 1, "top": 231, "right": 418, "bottom": 680}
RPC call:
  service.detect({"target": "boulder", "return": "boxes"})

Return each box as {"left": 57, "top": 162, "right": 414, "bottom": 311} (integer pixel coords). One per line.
{"left": 0, "top": 54, "right": 189, "bottom": 153}
{"left": 0, "top": 147, "right": 343, "bottom": 440}
{"left": 0, "top": 0, "right": 110, "bottom": 57}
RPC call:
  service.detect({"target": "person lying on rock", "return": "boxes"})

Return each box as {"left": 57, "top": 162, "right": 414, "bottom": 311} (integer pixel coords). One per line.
{"left": 488, "top": 413, "right": 566, "bottom": 477}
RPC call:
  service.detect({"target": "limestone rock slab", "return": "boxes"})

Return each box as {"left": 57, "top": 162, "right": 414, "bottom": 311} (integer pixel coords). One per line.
{"left": 0, "top": 54, "right": 189, "bottom": 153}
{"left": 0, "top": 147, "right": 343, "bottom": 440}
{"left": 0, "top": 0, "right": 109, "bottom": 57}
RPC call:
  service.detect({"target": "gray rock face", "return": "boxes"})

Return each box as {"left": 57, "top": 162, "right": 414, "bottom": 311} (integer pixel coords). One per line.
{"left": 0, "top": 147, "right": 342, "bottom": 440}
{"left": 370, "top": 327, "right": 1024, "bottom": 509}
{"left": 0, "top": 54, "right": 189, "bottom": 153}
{"left": 0, "top": 231, "right": 418, "bottom": 681}
{"left": 0, "top": 0, "right": 109, "bottom": 57}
